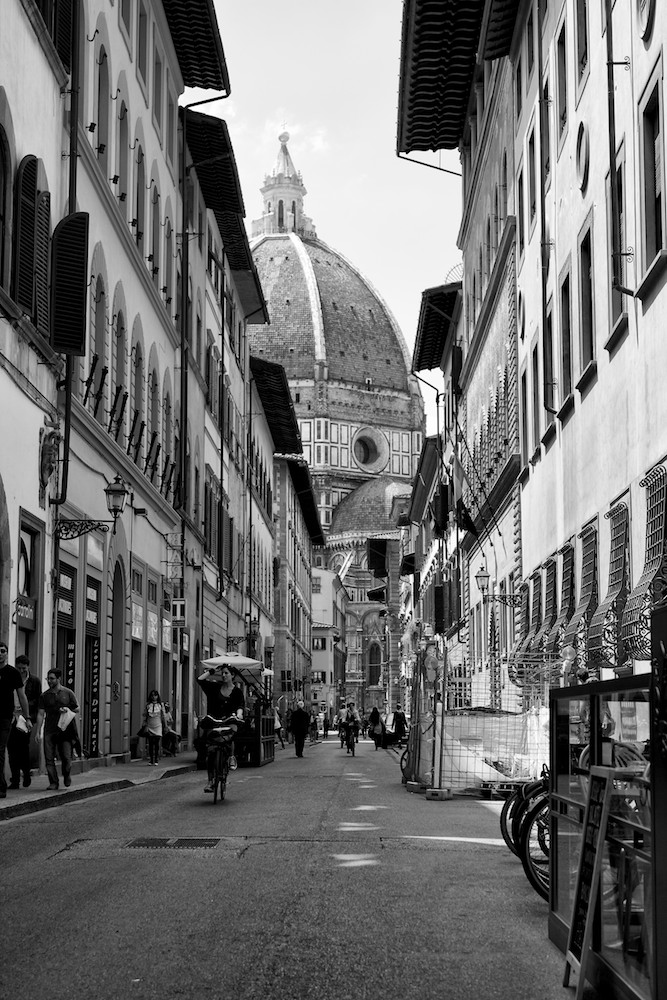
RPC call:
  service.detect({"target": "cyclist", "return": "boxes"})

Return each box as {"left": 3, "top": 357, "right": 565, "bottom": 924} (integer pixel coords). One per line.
{"left": 196, "top": 665, "right": 244, "bottom": 793}
{"left": 344, "top": 702, "right": 360, "bottom": 752}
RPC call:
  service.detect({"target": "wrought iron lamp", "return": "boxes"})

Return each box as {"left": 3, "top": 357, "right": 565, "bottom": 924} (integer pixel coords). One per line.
{"left": 475, "top": 564, "right": 523, "bottom": 607}
{"left": 54, "top": 475, "right": 129, "bottom": 539}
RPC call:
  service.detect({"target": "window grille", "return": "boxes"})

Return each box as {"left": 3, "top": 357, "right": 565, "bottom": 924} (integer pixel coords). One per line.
{"left": 562, "top": 524, "right": 598, "bottom": 672}
{"left": 588, "top": 503, "right": 629, "bottom": 671}
{"left": 546, "top": 542, "right": 575, "bottom": 654}
{"left": 622, "top": 466, "right": 667, "bottom": 659}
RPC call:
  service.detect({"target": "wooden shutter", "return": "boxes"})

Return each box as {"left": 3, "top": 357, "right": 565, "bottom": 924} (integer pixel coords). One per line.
{"left": 54, "top": 0, "right": 73, "bottom": 71}
{"left": 34, "top": 191, "right": 51, "bottom": 333}
{"left": 51, "top": 212, "right": 89, "bottom": 354}
{"left": 13, "top": 155, "right": 37, "bottom": 314}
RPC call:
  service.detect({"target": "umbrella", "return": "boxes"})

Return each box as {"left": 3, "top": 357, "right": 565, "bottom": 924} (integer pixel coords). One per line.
{"left": 201, "top": 653, "right": 263, "bottom": 670}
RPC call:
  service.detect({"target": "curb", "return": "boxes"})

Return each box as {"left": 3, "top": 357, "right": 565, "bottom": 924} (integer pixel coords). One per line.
{"left": 0, "top": 762, "right": 197, "bottom": 822}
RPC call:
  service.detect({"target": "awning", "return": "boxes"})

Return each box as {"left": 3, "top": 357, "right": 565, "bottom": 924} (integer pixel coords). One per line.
{"left": 162, "top": 0, "right": 230, "bottom": 92}
{"left": 396, "top": 0, "right": 486, "bottom": 154}
{"left": 530, "top": 559, "right": 557, "bottom": 655}
{"left": 588, "top": 503, "right": 629, "bottom": 671}
{"left": 622, "top": 465, "right": 667, "bottom": 659}
{"left": 412, "top": 283, "right": 461, "bottom": 372}
{"left": 366, "top": 538, "right": 388, "bottom": 578}
{"left": 507, "top": 582, "right": 530, "bottom": 684}
{"left": 545, "top": 543, "right": 575, "bottom": 654}
{"left": 561, "top": 524, "right": 598, "bottom": 669}
{"left": 481, "top": 0, "right": 522, "bottom": 61}
{"left": 400, "top": 552, "right": 416, "bottom": 577}
{"left": 367, "top": 585, "right": 387, "bottom": 602}
{"left": 511, "top": 571, "right": 542, "bottom": 676}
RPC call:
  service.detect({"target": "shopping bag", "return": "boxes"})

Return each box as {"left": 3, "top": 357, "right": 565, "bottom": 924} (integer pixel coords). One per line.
{"left": 58, "top": 708, "right": 76, "bottom": 731}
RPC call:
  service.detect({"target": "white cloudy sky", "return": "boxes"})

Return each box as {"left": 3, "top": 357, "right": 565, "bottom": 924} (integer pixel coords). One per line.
{"left": 187, "top": 0, "right": 463, "bottom": 433}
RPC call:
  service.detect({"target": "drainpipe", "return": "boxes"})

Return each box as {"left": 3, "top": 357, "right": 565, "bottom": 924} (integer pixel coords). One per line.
{"left": 604, "top": 0, "right": 635, "bottom": 298}
{"left": 536, "top": 0, "right": 557, "bottom": 419}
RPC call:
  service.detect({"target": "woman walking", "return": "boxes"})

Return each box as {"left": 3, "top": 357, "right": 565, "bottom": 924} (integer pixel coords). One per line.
{"left": 369, "top": 706, "right": 384, "bottom": 750}
{"left": 143, "top": 689, "right": 167, "bottom": 765}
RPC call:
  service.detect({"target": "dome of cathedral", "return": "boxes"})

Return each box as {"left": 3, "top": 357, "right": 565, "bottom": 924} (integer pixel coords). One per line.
{"left": 249, "top": 134, "right": 418, "bottom": 395}
{"left": 329, "top": 476, "right": 411, "bottom": 539}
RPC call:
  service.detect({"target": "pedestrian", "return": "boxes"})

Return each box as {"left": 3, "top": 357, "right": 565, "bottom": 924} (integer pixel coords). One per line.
{"left": 0, "top": 643, "right": 33, "bottom": 798}
{"left": 35, "top": 668, "right": 78, "bottom": 790}
{"left": 196, "top": 665, "right": 245, "bottom": 793}
{"left": 162, "top": 702, "right": 180, "bottom": 756}
{"left": 368, "top": 706, "right": 384, "bottom": 750}
{"left": 322, "top": 715, "right": 329, "bottom": 740}
{"left": 394, "top": 703, "right": 407, "bottom": 744}
{"left": 285, "top": 707, "right": 293, "bottom": 743}
{"left": 309, "top": 709, "right": 319, "bottom": 743}
{"left": 143, "top": 689, "right": 168, "bottom": 766}
{"left": 274, "top": 705, "right": 285, "bottom": 749}
{"left": 8, "top": 654, "right": 41, "bottom": 789}
{"left": 290, "top": 700, "right": 310, "bottom": 758}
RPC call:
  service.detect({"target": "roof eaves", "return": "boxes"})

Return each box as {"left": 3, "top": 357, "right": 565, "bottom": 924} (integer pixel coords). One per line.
{"left": 396, "top": 0, "right": 486, "bottom": 154}
{"left": 412, "top": 282, "right": 462, "bottom": 372}
{"left": 250, "top": 356, "right": 301, "bottom": 455}
{"left": 162, "top": 0, "right": 230, "bottom": 92}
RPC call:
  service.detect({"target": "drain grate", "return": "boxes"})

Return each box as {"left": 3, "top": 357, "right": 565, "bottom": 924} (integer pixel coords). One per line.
{"left": 126, "top": 837, "right": 220, "bottom": 850}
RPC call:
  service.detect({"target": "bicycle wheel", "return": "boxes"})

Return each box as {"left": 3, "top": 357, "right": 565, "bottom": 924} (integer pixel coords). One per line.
{"left": 213, "top": 747, "right": 221, "bottom": 804}
{"left": 400, "top": 748, "right": 411, "bottom": 779}
{"left": 518, "top": 795, "right": 550, "bottom": 901}
{"left": 510, "top": 780, "right": 548, "bottom": 854}
{"left": 499, "top": 788, "right": 522, "bottom": 856}
{"left": 219, "top": 758, "right": 228, "bottom": 801}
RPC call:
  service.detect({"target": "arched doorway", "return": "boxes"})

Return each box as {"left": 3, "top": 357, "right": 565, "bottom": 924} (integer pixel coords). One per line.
{"left": 110, "top": 563, "right": 125, "bottom": 753}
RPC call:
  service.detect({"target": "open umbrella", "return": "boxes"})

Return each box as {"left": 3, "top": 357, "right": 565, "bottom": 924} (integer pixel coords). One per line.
{"left": 201, "top": 652, "right": 262, "bottom": 670}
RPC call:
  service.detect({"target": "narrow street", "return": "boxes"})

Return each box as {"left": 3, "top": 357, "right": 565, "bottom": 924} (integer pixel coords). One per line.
{"left": 2, "top": 737, "right": 594, "bottom": 1000}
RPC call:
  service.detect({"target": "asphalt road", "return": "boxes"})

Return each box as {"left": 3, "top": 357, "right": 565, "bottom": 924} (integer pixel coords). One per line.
{"left": 1, "top": 737, "right": 596, "bottom": 1000}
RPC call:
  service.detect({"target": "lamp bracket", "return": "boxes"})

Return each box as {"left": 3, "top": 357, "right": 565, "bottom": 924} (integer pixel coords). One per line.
{"left": 54, "top": 519, "right": 112, "bottom": 539}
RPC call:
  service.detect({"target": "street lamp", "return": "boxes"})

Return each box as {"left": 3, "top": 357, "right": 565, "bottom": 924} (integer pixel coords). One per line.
{"left": 53, "top": 474, "right": 129, "bottom": 539}
{"left": 474, "top": 564, "right": 523, "bottom": 606}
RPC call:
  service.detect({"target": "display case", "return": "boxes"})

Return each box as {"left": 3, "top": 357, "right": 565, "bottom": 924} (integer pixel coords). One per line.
{"left": 548, "top": 664, "right": 667, "bottom": 1000}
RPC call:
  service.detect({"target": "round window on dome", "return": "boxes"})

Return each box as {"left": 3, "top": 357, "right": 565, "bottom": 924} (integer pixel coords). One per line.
{"left": 351, "top": 427, "right": 389, "bottom": 474}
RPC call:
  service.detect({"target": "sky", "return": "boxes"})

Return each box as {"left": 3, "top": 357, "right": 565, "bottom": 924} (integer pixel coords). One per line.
{"left": 186, "top": 0, "right": 464, "bottom": 434}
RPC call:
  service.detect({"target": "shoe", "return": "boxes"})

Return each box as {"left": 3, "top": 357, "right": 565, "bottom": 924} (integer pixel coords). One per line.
{"left": 47, "top": 784, "right": 59, "bottom": 791}
{"left": 204, "top": 782, "right": 215, "bottom": 793}
{"left": 8, "top": 782, "right": 19, "bottom": 790}
{"left": 23, "top": 776, "right": 31, "bottom": 788}
{"left": 64, "top": 776, "right": 72, "bottom": 787}
{"left": 228, "top": 755, "right": 238, "bottom": 771}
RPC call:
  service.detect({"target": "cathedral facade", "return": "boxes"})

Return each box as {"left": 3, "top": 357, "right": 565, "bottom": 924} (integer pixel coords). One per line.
{"left": 249, "top": 134, "right": 424, "bottom": 714}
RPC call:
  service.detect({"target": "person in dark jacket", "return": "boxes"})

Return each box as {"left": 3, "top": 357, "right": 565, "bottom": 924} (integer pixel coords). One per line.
{"left": 368, "top": 706, "right": 384, "bottom": 750}
{"left": 290, "top": 700, "right": 310, "bottom": 758}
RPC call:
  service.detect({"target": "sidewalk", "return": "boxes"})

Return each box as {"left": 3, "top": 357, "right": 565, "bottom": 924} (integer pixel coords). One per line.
{"left": 0, "top": 752, "right": 199, "bottom": 822}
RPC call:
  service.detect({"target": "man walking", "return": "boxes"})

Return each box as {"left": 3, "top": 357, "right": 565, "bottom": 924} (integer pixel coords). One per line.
{"left": 8, "top": 654, "right": 41, "bottom": 788}
{"left": 35, "top": 668, "right": 79, "bottom": 790}
{"left": 0, "top": 643, "right": 32, "bottom": 798}
{"left": 290, "top": 700, "right": 310, "bottom": 758}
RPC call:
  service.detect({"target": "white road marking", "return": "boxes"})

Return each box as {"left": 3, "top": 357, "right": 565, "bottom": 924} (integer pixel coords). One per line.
{"left": 350, "top": 805, "right": 388, "bottom": 811}
{"left": 331, "top": 853, "right": 380, "bottom": 868}
{"left": 403, "top": 835, "right": 506, "bottom": 846}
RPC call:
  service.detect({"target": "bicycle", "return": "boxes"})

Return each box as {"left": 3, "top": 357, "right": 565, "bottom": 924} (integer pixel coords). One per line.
{"left": 201, "top": 716, "right": 239, "bottom": 804}
{"left": 344, "top": 722, "right": 356, "bottom": 757}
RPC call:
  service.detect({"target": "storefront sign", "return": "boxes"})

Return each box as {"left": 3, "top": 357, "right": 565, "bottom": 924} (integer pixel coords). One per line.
{"left": 131, "top": 601, "right": 144, "bottom": 640}
{"left": 65, "top": 639, "right": 76, "bottom": 690}
{"left": 15, "top": 595, "right": 36, "bottom": 631}
{"left": 89, "top": 636, "right": 100, "bottom": 758}
{"left": 146, "top": 610, "right": 158, "bottom": 646}
{"left": 162, "top": 619, "right": 172, "bottom": 652}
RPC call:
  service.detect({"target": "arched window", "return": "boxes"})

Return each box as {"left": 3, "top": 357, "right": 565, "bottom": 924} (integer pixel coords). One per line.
{"left": 118, "top": 103, "right": 129, "bottom": 219}
{"left": 291, "top": 200, "right": 296, "bottom": 229}
{"left": 112, "top": 313, "right": 126, "bottom": 440}
{"left": 0, "top": 126, "right": 9, "bottom": 289}
{"left": 150, "top": 184, "right": 160, "bottom": 285}
{"left": 368, "top": 644, "right": 381, "bottom": 687}
{"left": 135, "top": 145, "right": 145, "bottom": 252}
{"left": 96, "top": 47, "right": 109, "bottom": 174}
{"left": 93, "top": 277, "right": 106, "bottom": 423}
{"left": 278, "top": 200, "right": 284, "bottom": 228}
{"left": 163, "top": 391, "right": 172, "bottom": 460}
{"left": 132, "top": 342, "right": 144, "bottom": 463}
{"left": 164, "top": 219, "right": 173, "bottom": 312}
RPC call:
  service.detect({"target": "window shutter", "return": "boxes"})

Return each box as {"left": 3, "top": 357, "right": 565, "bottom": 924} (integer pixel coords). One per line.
{"left": 13, "top": 155, "right": 37, "bottom": 314}
{"left": 51, "top": 212, "right": 89, "bottom": 355}
{"left": 54, "top": 0, "right": 73, "bottom": 72}
{"left": 34, "top": 191, "right": 51, "bottom": 334}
